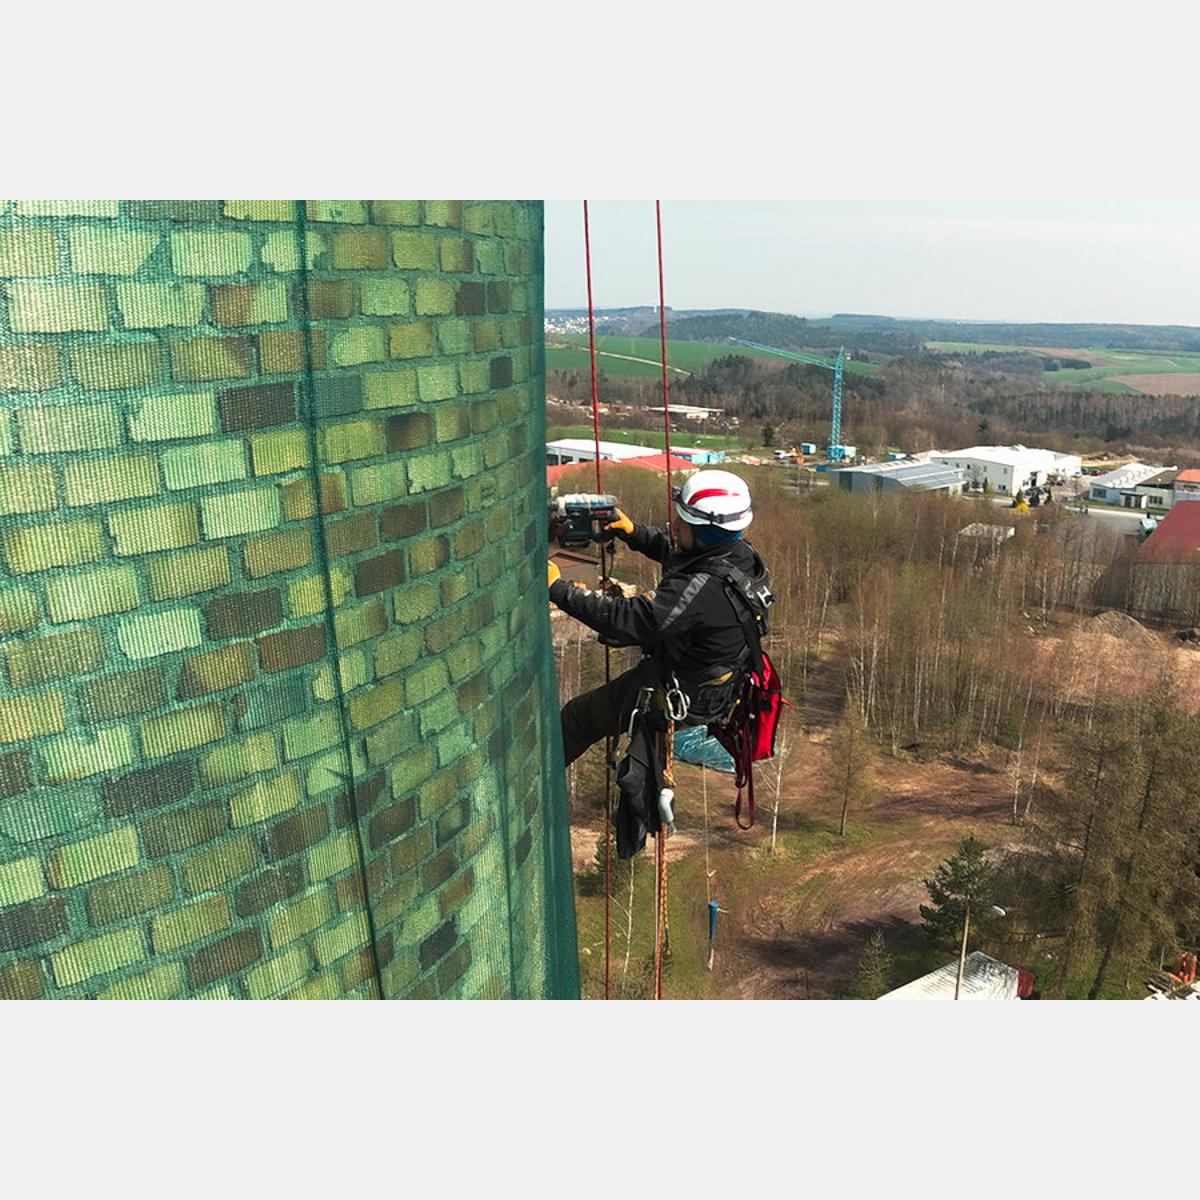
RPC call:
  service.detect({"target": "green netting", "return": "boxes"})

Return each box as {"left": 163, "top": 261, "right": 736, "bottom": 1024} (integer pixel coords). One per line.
{"left": 0, "top": 199, "right": 578, "bottom": 1000}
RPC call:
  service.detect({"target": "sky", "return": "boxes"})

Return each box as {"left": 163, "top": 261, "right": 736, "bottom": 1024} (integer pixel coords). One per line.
{"left": 543, "top": 201, "right": 1200, "bottom": 327}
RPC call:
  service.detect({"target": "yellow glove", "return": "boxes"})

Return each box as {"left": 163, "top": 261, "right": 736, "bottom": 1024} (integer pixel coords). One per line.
{"left": 548, "top": 560, "right": 561, "bottom": 587}
{"left": 605, "top": 508, "right": 634, "bottom": 537}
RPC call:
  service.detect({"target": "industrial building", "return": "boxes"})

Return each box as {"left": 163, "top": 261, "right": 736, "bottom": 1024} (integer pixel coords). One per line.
{"left": 645, "top": 404, "right": 724, "bottom": 422}
{"left": 545, "top": 437, "right": 659, "bottom": 466}
{"left": 928, "top": 445, "right": 1082, "bottom": 495}
{"left": 835, "top": 460, "right": 965, "bottom": 496}
{"left": 1088, "top": 463, "right": 1177, "bottom": 509}
{"left": 672, "top": 446, "right": 727, "bottom": 465}
{"left": 878, "top": 952, "right": 1033, "bottom": 1000}
{"left": 1173, "top": 468, "right": 1200, "bottom": 502}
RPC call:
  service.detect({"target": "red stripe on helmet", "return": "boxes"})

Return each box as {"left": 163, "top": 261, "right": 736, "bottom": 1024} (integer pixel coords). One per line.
{"left": 688, "top": 487, "right": 738, "bottom": 502}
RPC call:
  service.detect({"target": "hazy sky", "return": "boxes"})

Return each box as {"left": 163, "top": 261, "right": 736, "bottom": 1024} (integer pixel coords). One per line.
{"left": 544, "top": 201, "right": 1200, "bottom": 326}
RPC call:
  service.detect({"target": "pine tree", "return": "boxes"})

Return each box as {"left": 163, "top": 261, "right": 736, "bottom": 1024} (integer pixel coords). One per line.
{"left": 920, "top": 836, "right": 996, "bottom": 951}
{"left": 848, "top": 928, "right": 892, "bottom": 998}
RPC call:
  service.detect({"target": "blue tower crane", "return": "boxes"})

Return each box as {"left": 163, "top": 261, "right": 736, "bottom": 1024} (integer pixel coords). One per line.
{"left": 730, "top": 339, "right": 851, "bottom": 461}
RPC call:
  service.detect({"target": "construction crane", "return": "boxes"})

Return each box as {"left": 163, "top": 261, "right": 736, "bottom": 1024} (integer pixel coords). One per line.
{"left": 730, "top": 339, "right": 852, "bottom": 461}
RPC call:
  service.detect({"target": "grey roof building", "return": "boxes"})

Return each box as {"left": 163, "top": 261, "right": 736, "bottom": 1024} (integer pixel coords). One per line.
{"left": 835, "top": 460, "right": 965, "bottom": 496}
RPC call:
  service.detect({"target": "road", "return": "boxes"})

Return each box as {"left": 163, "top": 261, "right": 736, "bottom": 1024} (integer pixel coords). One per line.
{"left": 989, "top": 492, "right": 1148, "bottom": 535}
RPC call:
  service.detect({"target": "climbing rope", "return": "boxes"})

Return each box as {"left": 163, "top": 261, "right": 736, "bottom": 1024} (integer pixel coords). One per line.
{"left": 583, "top": 200, "right": 614, "bottom": 1002}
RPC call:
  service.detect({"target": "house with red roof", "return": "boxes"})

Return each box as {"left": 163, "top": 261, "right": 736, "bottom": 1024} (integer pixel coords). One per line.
{"left": 1173, "top": 468, "right": 1200, "bottom": 502}
{"left": 1130, "top": 501, "right": 1200, "bottom": 623}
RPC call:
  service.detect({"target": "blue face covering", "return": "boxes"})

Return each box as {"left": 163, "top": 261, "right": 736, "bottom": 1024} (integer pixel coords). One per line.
{"left": 694, "top": 525, "right": 743, "bottom": 548}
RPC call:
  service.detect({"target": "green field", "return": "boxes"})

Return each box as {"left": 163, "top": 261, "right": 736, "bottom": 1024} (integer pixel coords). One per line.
{"left": 927, "top": 341, "right": 1200, "bottom": 394}
{"left": 547, "top": 333, "right": 878, "bottom": 380}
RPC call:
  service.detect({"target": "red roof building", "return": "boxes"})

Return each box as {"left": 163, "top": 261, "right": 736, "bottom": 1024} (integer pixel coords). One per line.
{"left": 1135, "top": 501, "right": 1200, "bottom": 563}
{"left": 621, "top": 453, "right": 697, "bottom": 474}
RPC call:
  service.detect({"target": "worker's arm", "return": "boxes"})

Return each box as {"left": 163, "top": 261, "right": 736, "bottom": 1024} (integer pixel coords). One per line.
{"left": 549, "top": 569, "right": 707, "bottom": 647}
{"left": 619, "top": 521, "right": 673, "bottom": 565}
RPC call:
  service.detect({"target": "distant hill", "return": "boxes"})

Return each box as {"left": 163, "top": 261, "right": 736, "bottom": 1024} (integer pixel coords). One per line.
{"left": 649, "top": 310, "right": 923, "bottom": 354}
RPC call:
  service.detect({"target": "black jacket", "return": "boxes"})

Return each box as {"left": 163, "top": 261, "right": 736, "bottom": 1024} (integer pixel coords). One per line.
{"left": 549, "top": 521, "right": 766, "bottom": 687}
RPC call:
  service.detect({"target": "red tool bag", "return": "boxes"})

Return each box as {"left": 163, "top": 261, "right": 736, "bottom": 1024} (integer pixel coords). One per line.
{"left": 703, "top": 558, "right": 786, "bottom": 830}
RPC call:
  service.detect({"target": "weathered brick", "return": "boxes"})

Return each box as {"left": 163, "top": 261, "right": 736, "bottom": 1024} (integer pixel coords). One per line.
{"left": 455, "top": 281, "right": 485, "bottom": 315}
{"left": 439, "top": 238, "right": 472, "bottom": 273}
{"left": 46, "top": 565, "right": 139, "bottom": 622}
{"left": 146, "top": 544, "right": 231, "bottom": 601}
{"left": 6, "top": 627, "right": 103, "bottom": 688}
{"left": 171, "top": 336, "right": 254, "bottom": 382}
{"left": 250, "top": 428, "right": 310, "bottom": 476}
{"left": 306, "top": 830, "right": 359, "bottom": 882}
{"left": 0, "top": 959, "right": 45, "bottom": 999}
{"left": 0, "top": 227, "right": 58, "bottom": 276}
{"left": 363, "top": 368, "right": 418, "bottom": 408}
{"left": 211, "top": 281, "right": 289, "bottom": 326}
{"left": 405, "top": 450, "right": 452, "bottom": 493}
{"left": 308, "top": 279, "right": 355, "bottom": 319}
{"left": 0, "top": 343, "right": 60, "bottom": 392}
{"left": 3, "top": 518, "right": 103, "bottom": 575}
{"left": 18, "top": 403, "right": 121, "bottom": 453}
{"left": 52, "top": 928, "right": 145, "bottom": 988}
{"left": 129, "top": 390, "right": 215, "bottom": 441}
{"left": 201, "top": 486, "right": 281, "bottom": 539}
{"left": 435, "top": 317, "right": 471, "bottom": 356}
{"left": 219, "top": 382, "right": 295, "bottom": 431}
{"left": 409, "top": 534, "right": 450, "bottom": 575}
{"left": 333, "top": 599, "right": 387, "bottom": 648}
{"left": 419, "top": 918, "right": 457, "bottom": 969}
{"left": 437, "top": 942, "right": 471, "bottom": 992}
{"left": 182, "top": 834, "right": 258, "bottom": 896}
{"left": 393, "top": 578, "right": 438, "bottom": 625}
{"left": 0, "top": 749, "right": 30, "bottom": 798}
{"left": 198, "top": 734, "right": 279, "bottom": 790}
{"left": 117, "top": 281, "right": 205, "bottom": 329}
{"left": 263, "top": 805, "right": 330, "bottom": 863}
{"left": 126, "top": 200, "right": 220, "bottom": 222}
{"left": 178, "top": 642, "right": 256, "bottom": 698}
{"left": 373, "top": 630, "right": 421, "bottom": 679}
{"left": 490, "top": 355, "right": 513, "bottom": 388}
{"left": 117, "top": 606, "right": 202, "bottom": 659}
{"left": 379, "top": 500, "right": 428, "bottom": 541}
{"left": 347, "top": 460, "right": 406, "bottom": 507}
{"left": 313, "top": 911, "right": 370, "bottom": 968}
{"left": 434, "top": 404, "right": 470, "bottom": 443}
{"left": 372, "top": 201, "right": 421, "bottom": 225}
{"left": 0, "top": 896, "right": 68, "bottom": 952}
{"left": 140, "top": 702, "right": 226, "bottom": 758}
{"left": 391, "top": 231, "right": 437, "bottom": 269}
{"left": 385, "top": 411, "right": 433, "bottom": 453}
{"left": 258, "top": 328, "right": 306, "bottom": 374}
{"left": 321, "top": 418, "right": 386, "bottom": 463}
{"left": 424, "top": 201, "right": 462, "bottom": 228}
{"left": 97, "top": 962, "right": 185, "bottom": 1000}
{"left": 360, "top": 278, "right": 409, "bottom": 316}
{"left": 0, "top": 856, "right": 45, "bottom": 908}
{"left": 171, "top": 230, "right": 253, "bottom": 275}
{"left": 152, "top": 894, "right": 232, "bottom": 953}
{"left": 108, "top": 502, "right": 200, "bottom": 556}
{"left": 223, "top": 200, "right": 294, "bottom": 222}
{"left": 348, "top": 679, "right": 403, "bottom": 731}
{"left": 142, "top": 799, "right": 227, "bottom": 858}
{"left": 47, "top": 826, "right": 140, "bottom": 889}
{"left": 7, "top": 282, "right": 108, "bottom": 333}
{"left": 242, "top": 528, "right": 311, "bottom": 580}
{"left": 331, "top": 230, "right": 389, "bottom": 269}
{"left": 63, "top": 451, "right": 158, "bottom": 507}
{"left": 313, "top": 375, "right": 363, "bottom": 418}
{"left": 257, "top": 624, "right": 326, "bottom": 673}
{"left": 104, "top": 759, "right": 194, "bottom": 816}
{"left": 388, "top": 320, "right": 433, "bottom": 359}
{"left": 235, "top": 862, "right": 305, "bottom": 917}
{"left": 325, "top": 511, "right": 377, "bottom": 558}
{"left": 368, "top": 797, "right": 415, "bottom": 850}
{"left": 205, "top": 587, "right": 283, "bottom": 639}
{"left": 87, "top": 865, "right": 174, "bottom": 926}
{"left": 247, "top": 945, "right": 311, "bottom": 999}
{"left": 268, "top": 886, "right": 334, "bottom": 949}
{"left": 186, "top": 928, "right": 263, "bottom": 989}
{"left": 282, "top": 707, "right": 341, "bottom": 760}
{"left": 329, "top": 325, "right": 387, "bottom": 368}
{"left": 161, "top": 440, "right": 246, "bottom": 490}
{"left": 354, "top": 549, "right": 406, "bottom": 597}
{"left": 415, "top": 278, "right": 455, "bottom": 316}
{"left": 230, "top": 772, "right": 303, "bottom": 827}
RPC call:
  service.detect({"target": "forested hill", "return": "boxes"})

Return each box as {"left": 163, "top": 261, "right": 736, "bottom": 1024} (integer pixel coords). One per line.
{"left": 644, "top": 310, "right": 1200, "bottom": 355}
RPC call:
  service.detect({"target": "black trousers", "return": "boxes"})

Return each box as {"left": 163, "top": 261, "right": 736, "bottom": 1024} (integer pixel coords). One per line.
{"left": 560, "top": 659, "right": 660, "bottom": 767}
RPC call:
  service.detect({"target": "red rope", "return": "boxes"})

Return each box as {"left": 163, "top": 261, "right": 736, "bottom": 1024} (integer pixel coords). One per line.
{"left": 583, "top": 200, "right": 613, "bottom": 1001}
{"left": 656, "top": 200, "right": 675, "bottom": 543}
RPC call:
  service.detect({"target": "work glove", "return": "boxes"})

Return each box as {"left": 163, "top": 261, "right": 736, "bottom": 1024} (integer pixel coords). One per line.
{"left": 592, "top": 507, "right": 635, "bottom": 543}
{"left": 548, "top": 560, "right": 561, "bottom": 587}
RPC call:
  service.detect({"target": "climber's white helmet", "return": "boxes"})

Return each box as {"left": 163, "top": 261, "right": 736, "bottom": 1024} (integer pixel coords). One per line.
{"left": 673, "top": 469, "right": 753, "bottom": 531}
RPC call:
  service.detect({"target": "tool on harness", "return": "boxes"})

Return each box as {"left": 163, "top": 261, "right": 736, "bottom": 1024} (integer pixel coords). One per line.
{"left": 549, "top": 493, "right": 620, "bottom": 550}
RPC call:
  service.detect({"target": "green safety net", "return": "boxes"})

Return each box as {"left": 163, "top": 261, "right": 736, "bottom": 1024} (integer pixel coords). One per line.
{"left": 0, "top": 199, "right": 578, "bottom": 1000}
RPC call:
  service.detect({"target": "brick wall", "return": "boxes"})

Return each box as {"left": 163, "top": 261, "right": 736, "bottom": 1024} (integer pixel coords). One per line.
{"left": 0, "top": 200, "right": 578, "bottom": 1000}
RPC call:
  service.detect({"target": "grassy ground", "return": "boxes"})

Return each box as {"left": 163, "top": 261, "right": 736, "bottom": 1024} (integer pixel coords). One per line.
{"left": 927, "top": 341, "right": 1200, "bottom": 393}
{"left": 548, "top": 333, "right": 878, "bottom": 380}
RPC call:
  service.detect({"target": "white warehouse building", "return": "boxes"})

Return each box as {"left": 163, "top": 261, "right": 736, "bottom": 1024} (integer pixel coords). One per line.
{"left": 928, "top": 445, "right": 1082, "bottom": 496}
{"left": 546, "top": 437, "right": 659, "bottom": 466}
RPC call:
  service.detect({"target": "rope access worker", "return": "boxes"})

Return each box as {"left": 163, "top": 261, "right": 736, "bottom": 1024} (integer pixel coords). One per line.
{"left": 548, "top": 469, "right": 772, "bottom": 767}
